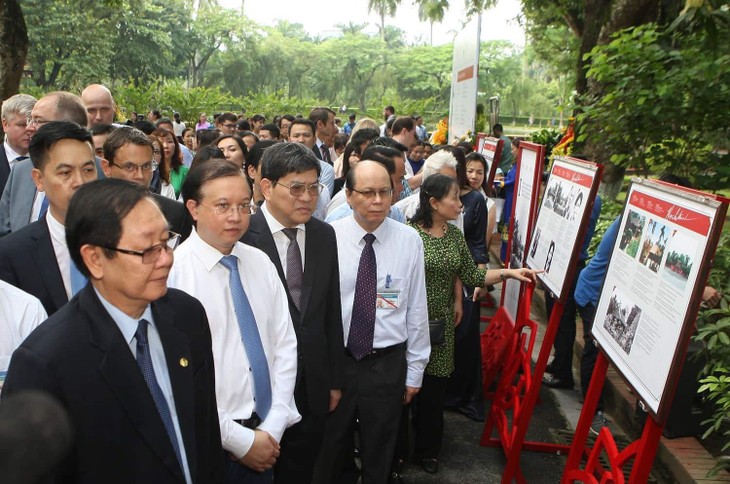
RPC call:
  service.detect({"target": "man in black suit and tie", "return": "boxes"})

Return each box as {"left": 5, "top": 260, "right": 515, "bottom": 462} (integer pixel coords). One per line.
{"left": 308, "top": 107, "right": 337, "bottom": 165}
{"left": 0, "top": 121, "right": 99, "bottom": 316}
{"left": 100, "top": 126, "right": 192, "bottom": 240}
{"left": 241, "top": 142, "right": 345, "bottom": 484}
{"left": 0, "top": 93, "right": 37, "bottom": 193}
{"left": 3, "top": 178, "right": 225, "bottom": 483}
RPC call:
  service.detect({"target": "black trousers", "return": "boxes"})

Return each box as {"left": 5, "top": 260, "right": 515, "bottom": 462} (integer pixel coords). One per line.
{"left": 274, "top": 372, "right": 326, "bottom": 484}
{"left": 313, "top": 346, "right": 407, "bottom": 484}
{"left": 577, "top": 302, "right": 605, "bottom": 412}
{"left": 444, "top": 294, "right": 484, "bottom": 411}
{"left": 412, "top": 374, "right": 449, "bottom": 459}
{"left": 544, "top": 261, "right": 586, "bottom": 381}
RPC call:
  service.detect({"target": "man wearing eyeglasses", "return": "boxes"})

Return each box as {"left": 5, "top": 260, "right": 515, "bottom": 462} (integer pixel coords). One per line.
{"left": 241, "top": 142, "right": 345, "bottom": 484}
{"left": 101, "top": 126, "right": 193, "bottom": 240}
{"left": 0, "top": 121, "right": 98, "bottom": 316}
{"left": 169, "top": 160, "right": 299, "bottom": 483}
{"left": 2, "top": 178, "right": 226, "bottom": 483}
{"left": 215, "top": 112, "right": 239, "bottom": 136}
{"left": 0, "top": 91, "right": 97, "bottom": 236}
{"left": 314, "top": 160, "right": 429, "bottom": 484}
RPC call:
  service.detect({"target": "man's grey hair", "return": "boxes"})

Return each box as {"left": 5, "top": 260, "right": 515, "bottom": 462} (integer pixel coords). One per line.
{"left": 1, "top": 93, "right": 37, "bottom": 121}
{"left": 421, "top": 149, "right": 458, "bottom": 180}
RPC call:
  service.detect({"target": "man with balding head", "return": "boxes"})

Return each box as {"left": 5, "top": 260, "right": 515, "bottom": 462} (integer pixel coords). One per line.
{"left": 0, "top": 91, "right": 100, "bottom": 236}
{"left": 315, "top": 160, "right": 429, "bottom": 483}
{"left": 81, "top": 84, "right": 116, "bottom": 126}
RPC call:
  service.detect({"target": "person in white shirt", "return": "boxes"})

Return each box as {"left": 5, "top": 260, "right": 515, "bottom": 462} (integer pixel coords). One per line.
{"left": 168, "top": 160, "right": 299, "bottom": 482}
{"left": 314, "top": 160, "right": 430, "bottom": 484}
{"left": 0, "top": 280, "right": 47, "bottom": 379}
{"left": 0, "top": 93, "right": 37, "bottom": 193}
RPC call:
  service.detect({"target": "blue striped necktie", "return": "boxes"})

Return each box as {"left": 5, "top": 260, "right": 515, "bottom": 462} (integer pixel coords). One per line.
{"left": 219, "top": 254, "right": 272, "bottom": 419}
{"left": 135, "top": 319, "right": 184, "bottom": 473}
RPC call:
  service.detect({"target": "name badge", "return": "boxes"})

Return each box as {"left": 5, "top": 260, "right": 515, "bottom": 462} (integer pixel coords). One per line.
{"left": 376, "top": 290, "right": 400, "bottom": 310}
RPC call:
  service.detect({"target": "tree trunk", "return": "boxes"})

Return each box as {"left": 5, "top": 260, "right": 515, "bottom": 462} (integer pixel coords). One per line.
{"left": 0, "top": 0, "right": 28, "bottom": 101}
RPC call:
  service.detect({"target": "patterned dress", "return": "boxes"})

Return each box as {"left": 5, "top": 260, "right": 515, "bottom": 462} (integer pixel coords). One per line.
{"left": 410, "top": 222, "right": 487, "bottom": 377}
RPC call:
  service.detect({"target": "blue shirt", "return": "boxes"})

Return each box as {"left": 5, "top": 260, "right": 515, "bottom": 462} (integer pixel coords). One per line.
{"left": 574, "top": 216, "right": 620, "bottom": 307}
{"left": 95, "top": 289, "right": 193, "bottom": 484}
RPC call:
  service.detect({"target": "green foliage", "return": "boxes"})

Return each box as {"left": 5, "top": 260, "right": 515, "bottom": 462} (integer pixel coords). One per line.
{"left": 696, "top": 223, "right": 730, "bottom": 474}
{"left": 586, "top": 198, "right": 623, "bottom": 258}
{"left": 528, "top": 127, "right": 562, "bottom": 164}
{"left": 577, "top": 22, "right": 730, "bottom": 189}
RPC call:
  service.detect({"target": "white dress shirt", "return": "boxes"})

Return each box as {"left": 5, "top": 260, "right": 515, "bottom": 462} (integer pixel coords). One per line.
{"left": 313, "top": 180, "right": 331, "bottom": 221}
{"left": 0, "top": 280, "right": 47, "bottom": 376}
{"left": 46, "top": 211, "right": 73, "bottom": 299}
{"left": 30, "top": 191, "right": 45, "bottom": 223}
{"left": 395, "top": 192, "right": 464, "bottom": 231}
{"left": 319, "top": 160, "right": 335, "bottom": 197}
{"left": 3, "top": 141, "right": 24, "bottom": 172}
{"left": 95, "top": 289, "right": 193, "bottom": 484}
{"left": 168, "top": 228, "right": 300, "bottom": 459}
{"left": 326, "top": 188, "right": 348, "bottom": 217}
{"left": 330, "top": 216, "right": 430, "bottom": 388}
{"left": 260, "top": 202, "right": 306, "bottom": 272}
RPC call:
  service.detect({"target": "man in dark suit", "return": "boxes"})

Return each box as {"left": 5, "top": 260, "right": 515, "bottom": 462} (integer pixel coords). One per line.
{"left": 0, "top": 93, "right": 37, "bottom": 193}
{"left": 0, "top": 91, "right": 91, "bottom": 236}
{"left": 3, "top": 178, "right": 224, "bottom": 483}
{"left": 308, "top": 107, "right": 337, "bottom": 165}
{"left": 241, "top": 142, "right": 345, "bottom": 484}
{"left": 0, "top": 122, "right": 99, "bottom": 316}
{"left": 101, "top": 126, "right": 192, "bottom": 240}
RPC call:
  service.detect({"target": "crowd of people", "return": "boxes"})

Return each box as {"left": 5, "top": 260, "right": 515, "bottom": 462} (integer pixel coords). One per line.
{"left": 0, "top": 84, "right": 545, "bottom": 484}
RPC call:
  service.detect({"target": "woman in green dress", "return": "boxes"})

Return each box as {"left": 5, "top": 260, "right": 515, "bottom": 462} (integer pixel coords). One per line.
{"left": 409, "top": 174, "right": 539, "bottom": 474}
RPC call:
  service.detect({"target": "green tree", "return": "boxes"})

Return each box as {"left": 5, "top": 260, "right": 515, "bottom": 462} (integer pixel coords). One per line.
{"left": 416, "top": 0, "right": 449, "bottom": 46}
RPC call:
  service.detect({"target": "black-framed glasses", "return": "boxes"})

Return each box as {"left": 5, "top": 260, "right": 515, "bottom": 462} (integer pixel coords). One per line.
{"left": 103, "top": 231, "right": 181, "bottom": 264}
{"left": 110, "top": 161, "right": 156, "bottom": 173}
{"left": 201, "top": 202, "right": 252, "bottom": 216}
{"left": 274, "top": 181, "right": 323, "bottom": 198}
{"left": 350, "top": 188, "right": 393, "bottom": 199}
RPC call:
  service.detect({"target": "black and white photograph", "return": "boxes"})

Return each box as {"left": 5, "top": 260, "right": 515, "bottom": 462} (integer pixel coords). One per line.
{"left": 619, "top": 210, "right": 646, "bottom": 259}
{"left": 510, "top": 218, "right": 525, "bottom": 269}
{"left": 638, "top": 219, "right": 674, "bottom": 273}
{"left": 602, "top": 286, "right": 643, "bottom": 355}
{"left": 529, "top": 227, "right": 541, "bottom": 258}
{"left": 544, "top": 240, "right": 555, "bottom": 273}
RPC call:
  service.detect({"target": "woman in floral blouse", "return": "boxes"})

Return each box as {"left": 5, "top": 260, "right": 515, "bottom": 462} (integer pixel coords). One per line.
{"left": 408, "top": 174, "right": 539, "bottom": 474}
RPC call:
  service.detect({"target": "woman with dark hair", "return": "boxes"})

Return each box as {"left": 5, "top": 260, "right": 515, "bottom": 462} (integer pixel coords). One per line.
{"left": 189, "top": 145, "right": 225, "bottom": 173}
{"left": 148, "top": 134, "right": 177, "bottom": 200}
{"left": 408, "top": 174, "right": 538, "bottom": 474}
{"left": 182, "top": 127, "right": 196, "bottom": 153}
{"left": 443, "top": 150, "right": 492, "bottom": 421}
{"left": 215, "top": 134, "right": 247, "bottom": 171}
{"left": 153, "top": 127, "right": 188, "bottom": 199}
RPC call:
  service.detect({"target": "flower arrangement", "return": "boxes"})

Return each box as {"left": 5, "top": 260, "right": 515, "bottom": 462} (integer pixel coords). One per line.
{"left": 552, "top": 120, "right": 575, "bottom": 159}
{"left": 430, "top": 117, "right": 448, "bottom": 145}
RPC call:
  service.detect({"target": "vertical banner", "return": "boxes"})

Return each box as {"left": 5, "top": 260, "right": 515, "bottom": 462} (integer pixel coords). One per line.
{"left": 501, "top": 142, "right": 545, "bottom": 320}
{"left": 525, "top": 157, "right": 603, "bottom": 301}
{"left": 591, "top": 179, "right": 727, "bottom": 419}
{"left": 476, "top": 134, "right": 503, "bottom": 189}
{"left": 448, "top": 16, "right": 481, "bottom": 142}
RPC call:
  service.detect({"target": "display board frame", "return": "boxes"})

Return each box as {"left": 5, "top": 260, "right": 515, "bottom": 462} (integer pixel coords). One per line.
{"left": 475, "top": 133, "right": 503, "bottom": 190}
{"left": 591, "top": 178, "right": 728, "bottom": 421}
{"left": 500, "top": 141, "right": 545, "bottom": 320}
{"left": 525, "top": 156, "right": 603, "bottom": 302}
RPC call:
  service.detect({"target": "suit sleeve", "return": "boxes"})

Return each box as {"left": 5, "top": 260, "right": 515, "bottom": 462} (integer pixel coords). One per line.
{"left": 0, "top": 170, "right": 15, "bottom": 236}
{"left": 325, "top": 230, "right": 345, "bottom": 390}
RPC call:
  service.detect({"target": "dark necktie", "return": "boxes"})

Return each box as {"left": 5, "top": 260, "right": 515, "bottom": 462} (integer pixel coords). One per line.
{"left": 135, "top": 319, "right": 184, "bottom": 473}
{"left": 14, "top": 155, "right": 28, "bottom": 164}
{"left": 320, "top": 144, "right": 331, "bottom": 164}
{"left": 347, "top": 233, "right": 377, "bottom": 360}
{"left": 282, "top": 228, "right": 303, "bottom": 310}
{"left": 219, "top": 255, "right": 272, "bottom": 419}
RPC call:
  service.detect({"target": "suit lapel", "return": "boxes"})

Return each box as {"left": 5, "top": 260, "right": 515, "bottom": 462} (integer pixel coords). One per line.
{"left": 153, "top": 299, "right": 198, "bottom": 481}
{"left": 299, "top": 220, "right": 319, "bottom": 319}
{"left": 31, "top": 221, "right": 68, "bottom": 311}
{"left": 0, "top": 150, "right": 9, "bottom": 191}
{"left": 83, "top": 288, "right": 186, "bottom": 482}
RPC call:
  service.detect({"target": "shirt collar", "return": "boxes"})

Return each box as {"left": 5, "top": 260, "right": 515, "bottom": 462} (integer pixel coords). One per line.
{"left": 4, "top": 141, "right": 23, "bottom": 162}
{"left": 45, "top": 210, "right": 66, "bottom": 246}
{"left": 346, "top": 213, "right": 389, "bottom": 245}
{"left": 94, "top": 287, "right": 154, "bottom": 346}
{"left": 185, "top": 226, "right": 249, "bottom": 272}
{"left": 260, "top": 202, "right": 306, "bottom": 235}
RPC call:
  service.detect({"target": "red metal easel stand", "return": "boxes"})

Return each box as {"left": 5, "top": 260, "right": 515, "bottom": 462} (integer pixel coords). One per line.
{"left": 562, "top": 352, "right": 664, "bottom": 483}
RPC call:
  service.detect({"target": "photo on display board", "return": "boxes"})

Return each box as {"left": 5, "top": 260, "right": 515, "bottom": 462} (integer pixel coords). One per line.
{"left": 510, "top": 218, "right": 525, "bottom": 269}
{"left": 638, "top": 219, "right": 674, "bottom": 273}
{"left": 603, "top": 286, "right": 643, "bottom": 355}
{"left": 529, "top": 227, "right": 541, "bottom": 259}
{"left": 619, "top": 210, "right": 647, "bottom": 259}
{"left": 661, "top": 231, "right": 698, "bottom": 291}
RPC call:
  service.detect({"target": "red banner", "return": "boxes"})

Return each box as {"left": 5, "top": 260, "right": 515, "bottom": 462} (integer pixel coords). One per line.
{"left": 629, "top": 191, "right": 711, "bottom": 236}
{"left": 552, "top": 165, "right": 593, "bottom": 188}
{"left": 457, "top": 66, "right": 475, "bottom": 82}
